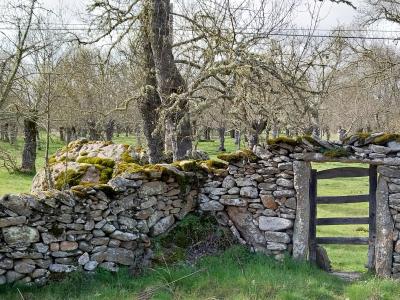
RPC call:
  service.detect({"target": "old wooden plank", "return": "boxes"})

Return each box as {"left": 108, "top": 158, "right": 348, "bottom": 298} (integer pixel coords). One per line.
{"left": 316, "top": 237, "right": 369, "bottom": 245}
{"left": 317, "top": 195, "right": 369, "bottom": 204}
{"left": 309, "top": 169, "right": 317, "bottom": 264}
{"left": 368, "top": 165, "right": 377, "bottom": 272}
{"left": 316, "top": 167, "right": 369, "bottom": 179}
{"left": 316, "top": 217, "right": 369, "bottom": 225}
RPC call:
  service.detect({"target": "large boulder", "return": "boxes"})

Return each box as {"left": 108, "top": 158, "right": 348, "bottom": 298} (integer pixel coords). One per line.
{"left": 31, "top": 140, "right": 149, "bottom": 193}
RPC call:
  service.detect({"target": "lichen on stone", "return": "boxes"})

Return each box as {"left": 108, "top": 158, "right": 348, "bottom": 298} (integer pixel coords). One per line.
{"left": 267, "top": 137, "right": 300, "bottom": 146}
{"left": 321, "top": 147, "right": 351, "bottom": 158}
{"left": 217, "top": 149, "right": 257, "bottom": 163}
{"left": 373, "top": 133, "right": 400, "bottom": 145}
{"left": 76, "top": 157, "right": 115, "bottom": 168}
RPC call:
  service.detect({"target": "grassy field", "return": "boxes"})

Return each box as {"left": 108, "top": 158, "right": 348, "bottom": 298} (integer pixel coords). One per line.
{"left": 0, "top": 134, "right": 393, "bottom": 299}
{"left": 1, "top": 246, "right": 400, "bottom": 300}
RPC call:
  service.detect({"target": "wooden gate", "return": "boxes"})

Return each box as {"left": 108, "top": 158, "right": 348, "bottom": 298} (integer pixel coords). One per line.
{"left": 309, "top": 165, "right": 377, "bottom": 271}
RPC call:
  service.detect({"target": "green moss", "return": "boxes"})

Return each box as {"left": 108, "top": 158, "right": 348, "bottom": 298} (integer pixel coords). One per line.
{"left": 373, "top": 133, "right": 400, "bottom": 145}
{"left": 120, "top": 149, "right": 137, "bottom": 163}
{"left": 114, "top": 162, "right": 147, "bottom": 176}
{"left": 79, "top": 151, "right": 88, "bottom": 156}
{"left": 267, "top": 137, "right": 300, "bottom": 146}
{"left": 76, "top": 157, "right": 115, "bottom": 168}
{"left": 217, "top": 149, "right": 257, "bottom": 163}
{"left": 48, "top": 156, "right": 57, "bottom": 165}
{"left": 55, "top": 168, "right": 87, "bottom": 190}
{"left": 300, "top": 135, "right": 321, "bottom": 147}
{"left": 321, "top": 147, "right": 351, "bottom": 158}
{"left": 343, "top": 133, "right": 371, "bottom": 144}
{"left": 99, "top": 167, "right": 113, "bottom": 183}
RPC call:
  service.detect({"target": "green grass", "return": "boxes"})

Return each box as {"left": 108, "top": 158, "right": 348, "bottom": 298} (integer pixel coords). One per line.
{"left": 313, "top": 162, "right": 370, "bottom": 273}
{"left": 1, "top": 246, "right": 400, "bottom": 300}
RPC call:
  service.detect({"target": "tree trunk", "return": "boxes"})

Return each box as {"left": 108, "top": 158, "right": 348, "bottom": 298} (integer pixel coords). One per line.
{"left": 139, "top": 34, "right": 164, "bottom": 163}
{"left": 59, "top": 127, "right": 65, "bottom": 142}
{"left": 272, "top": 125, "right": 279, "bottom": 139}
{"left": 37, "top": 130, "right": 42, "bottom": 151}
{"left": 235, "top": 130, "right": 241, "bottom": 150}
{"left": 21, "top": 117, "right": 37, "bottom": 173}
{"left": 8, "top": 121, "right": 17, "bottom": 145}
{"left": 1, "top": 123, "right": 9, "bottom": 142}
{"left": 203, "top": 127, "right": 211, "bottom": 141}
{"left": 229, "top": 129, "right": 235, "bottom": 139}
{"left": 105, "top": 119, "right": 115, "bottom": 142}
{"left": 218, "top": 127, "right": 226, "bottom": 151}
{"left": 87, "top": 121, "right": 100, "bottom": 140}
{"left": 248, "top": 133, "right": 258, "bottom": 150}
{"left": 150, "top": 0, "right": 192, "bottom": 160}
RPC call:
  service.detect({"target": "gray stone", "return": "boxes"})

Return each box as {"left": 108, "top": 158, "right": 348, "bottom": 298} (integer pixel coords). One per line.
{"left": 147, "top": 211, "right": 164, "bottom": 228}
{"left": 0, "top": 258, "right": 13, "bottom": 269}
{"left": 240, "top": 187, "right": 258, "bottom": 199}
{"left": 219, "top": 195, "right": 247, "bottom": 207}
{"left": 32, "top": 269, "right": 48, "bottom": 279}
{"left": 102, "top": 223, "right": 116, "bottom": 234}
{"left": 267, "top": 242, "right": 287, "bottom": 251}
{"left": 377, "top": 166, "right": 400, "bottom": 178}
{"left": 99, "top": 262, "right": 119, "bottom": 272}
{"left": 278, "top": 162, "right": 293, "bottom": 171}
{"left": 265, "top": 231, "right": 291, "bottom": 243}
{"left": 49, "top": 264, "right": 77, "bottom": 273}
{"left": 384, "top": 158, "right": 400, "bottom": 166}
{"left": 253, "top": 145, "right": 273, "bottom": 160}
{"left": 6, "top": 271, "right": 24, "bottom": 283}
{"left": 0, "top": 194, "right": 32, "bottom": 216}
{"left": 0, "top": 216, "right": 26, "bottom": 228}
{"left": 235, "top": 177, "right": 257, "bottom": 187}
{"left": 118, "top": 216, "right": 137, "bottom": 229}
{"left": 389, "top": 184, "right": 400, "bottom": 193}
{"left": 140, "top": 197, "right": 157, "bottom": 209}
{"left": 14, "top": 261, "right": 35, "bottom": 274}
{"left": 151, "top": 216, "right": 175, "bottom": 236}
{"left": 273, "top": 190, "right": 295, "bottom": 198}
{"left": 139, "top": 181, "right": 167, "bottom": 196}
{"left": 258, "top": 217, "right": 293, "bottom": 231}
{"left": 42, "top": 231, "right": 66, "bottom": 244}
{"left": 388, "top": 141, "right": 400, "bottom": 152}
{"left": 276, "top": 178, "right": 294, "bottom": 188}
{"left": 200, "top": 201, "right": 224, "bottom": 211}
{"left": 108, "top": 177, "right": 142, "bottom": 192}
{"left": 103, "top": 248, "right": 135, "bottom": 265}
{"left": 258, "top": 183, "right": 277, "bottom": 191}
{"left": 198, "top": 193, "right": 210, "bottom": 203}
{"left": 78, "top": 253, "right": 90, "bottom": 265}
{"left": 0, "top": 275, "right": 6, "bottom": 285}
{"left": 2, "top": 226, "right": 39, "bottom": 246}
{"left": 208, "top": 188, "right": 227, "bottom": 196}
{"left": 84, "top": 261, "right": 98, "bottom": 271}
{"left": 34, "top": 243, "right": 49, "bottom": 253}
{"left": 370, "top": 144, "right": 391, "bottom": 154}
{"left": 228, "top": 187, "right": 240, "bottom": 194}
{"left": 110, "top": 231, "right": 139, "bottom": 241}
{"left": 222, "top": 176, "right": 236, "bottom": 189}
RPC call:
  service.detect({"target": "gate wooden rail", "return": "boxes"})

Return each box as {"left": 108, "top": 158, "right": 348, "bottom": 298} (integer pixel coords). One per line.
{"left": 309, "top": 165, "right": 377, "bottom": 270}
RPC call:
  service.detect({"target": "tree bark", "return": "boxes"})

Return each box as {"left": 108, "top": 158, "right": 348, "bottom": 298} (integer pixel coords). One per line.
{"left": 87, "top": 121, "right": 100, "bottom": 140}
{"left": 1, "top": 123, "right": 9, "bottom": 142}
{"left": 218, "top": 127, "right": 226, "bottom": 151}
{"left": 59, "top": 127, "right": 65, "bottom": 142}
{"left": 139, "top": 35, "right": 164, "bottom": 163}
{"left": 8, "top": 121, "right": 17, "bottom": 145}
{"left": 105, "top": 119, "right": 115, "bottom": 141}
{"left": 150, "top": 0, "right": 192, "bottom": 160}
{"left": 234, "top": 130, "right": 241, "bottom": 150}
{"left": 21, "top": 117, "right": 37, "bottom": 173}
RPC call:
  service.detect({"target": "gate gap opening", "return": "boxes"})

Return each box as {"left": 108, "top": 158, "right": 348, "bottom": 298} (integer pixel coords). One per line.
{"left": 310, "top": 162, "right": 375, "bottom": 273}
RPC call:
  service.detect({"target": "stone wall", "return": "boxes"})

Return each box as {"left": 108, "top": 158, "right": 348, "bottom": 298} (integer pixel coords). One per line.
{"left": 2, "top": 133, "right": 400, "bottom": 285}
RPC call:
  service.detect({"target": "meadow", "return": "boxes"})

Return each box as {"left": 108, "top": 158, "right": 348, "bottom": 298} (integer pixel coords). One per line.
{"left": 0, "top": 135, "right": 395, "bottom": 299}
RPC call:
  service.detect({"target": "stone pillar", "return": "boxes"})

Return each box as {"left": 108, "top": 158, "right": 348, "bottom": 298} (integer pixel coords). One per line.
{"left": 375, "top": 171, "right": 394, "bottom": 277}
{"left": 292, "top": 161, "right": 311, "bottom": 260}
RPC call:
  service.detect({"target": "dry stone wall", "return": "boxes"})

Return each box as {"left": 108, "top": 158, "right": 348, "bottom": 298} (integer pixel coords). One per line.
{"left": 3, "top": 133, "right": 400, "bottom": 284}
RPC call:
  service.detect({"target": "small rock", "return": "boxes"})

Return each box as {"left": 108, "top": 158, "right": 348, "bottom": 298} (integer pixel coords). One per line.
{"left": 60, "top": 241, "right": 78, "bottom": 251}
{"left": 49, "top": 264, "right": 77, "bottom": 273}
{"left": 200, "top": 201, "right": 224, "bottom": 211}
{"left": 151, "top": 216, "right": 175, "bottom": 236}
{"left": 78, "top": 253, "right": 90, "bottom": 265}
{"left": 258, "top": 217, "right": 293, "bottom": 231}
{"left": 110, "top": 231, "right": 139, "bottom": 241}
{"left": 240, "top": 187, "right": 258, "bottom": 199}
{"left": 84, "top": 261, "right": 98, "bottom": 271}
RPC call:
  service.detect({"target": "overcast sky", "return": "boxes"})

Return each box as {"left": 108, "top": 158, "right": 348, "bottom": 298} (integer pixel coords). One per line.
{"left": 42, "top": 0, "right": 359, "bottom": 28}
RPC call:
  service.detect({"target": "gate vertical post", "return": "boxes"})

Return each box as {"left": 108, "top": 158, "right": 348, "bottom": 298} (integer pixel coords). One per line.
{"left": 309, "top": 169, "right": 317, "bottom": 264}
{"left": 368, "top": 165, "right": 377, "bottom": 272}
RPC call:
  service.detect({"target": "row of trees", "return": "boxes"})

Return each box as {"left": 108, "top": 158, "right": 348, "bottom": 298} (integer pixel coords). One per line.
{"left": 1, "top": 0, "right": 400, "bottom": 173}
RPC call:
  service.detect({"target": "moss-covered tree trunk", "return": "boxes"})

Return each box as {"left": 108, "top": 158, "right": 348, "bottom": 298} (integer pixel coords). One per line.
{"left": 138, "top": 17, "right": 165, "bottom": 163}
{"left": 21, "top": 116, "right": 37, "bottom": 173}
{"left": 105, "top": 119, "right": 115, "bottom": 141}
{"left": 150, "top": 0, "right": 192, "bottom": 160}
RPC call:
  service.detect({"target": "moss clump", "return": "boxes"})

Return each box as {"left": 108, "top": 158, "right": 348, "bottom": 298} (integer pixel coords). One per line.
{"left": 217, "top": 149, "right": 257, "bottom": 163}
{"left": 113, "top": 162, "right": 146, "bottom": 176}
{"left": 55, "top": 167, "right": 88, "bottom": 190}
{"left": 172, "top": 160, "right": 199, "bottom": 172}
{"left": 321, "top": 147, "right": 350, "bottom": 158}
{"left": 373, "top": 133, "right": 400, "bottom": 145}
{"left": 267, "top": 137, "right": 300, "bottom": 146}
{"left": 343, "top": 132, "right": 371, "bottom": 144}
{"left": 79, "top": 151, "right": 88, "bottom": 156}
{"left": 48, "top": 156, "right": 57, "bottom": 165}
{"left": 120, "top": 149, "right": 137, "bottom": 163}
{"left": 76, "top": 157, "right": 115, "bottom": 168}
{"left": 98, "top": 167, "right": 113, "bottom": 183}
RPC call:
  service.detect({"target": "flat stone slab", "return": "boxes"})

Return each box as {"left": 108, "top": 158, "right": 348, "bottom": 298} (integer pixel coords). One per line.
{"left": 330, "top": 271, "right": 363, "bottom": 282}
